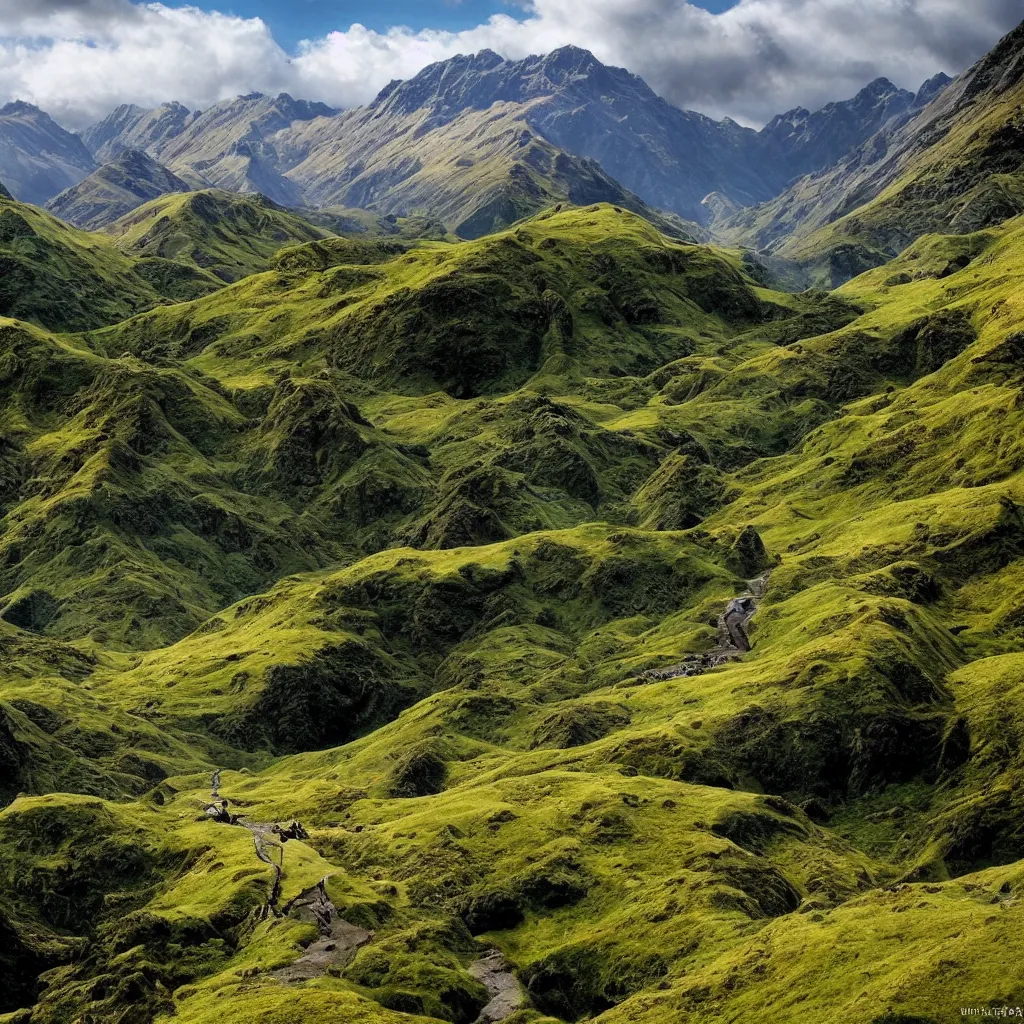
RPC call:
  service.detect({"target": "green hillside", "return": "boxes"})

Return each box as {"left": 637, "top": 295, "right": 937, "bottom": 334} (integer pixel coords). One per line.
{"left": 0, "top": 190, "right": 210, "bottom": 331}
{"left": 3, "top": 198, "right": 1024, "bottom": 1024}
{"left": 106, "top": 189, "right": 334, "bottom": 284}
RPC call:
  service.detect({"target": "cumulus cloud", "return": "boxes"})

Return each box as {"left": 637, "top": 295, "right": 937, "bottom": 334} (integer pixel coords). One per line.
{"left": 0, "top": 0, "right": 1020, "bottom": 129}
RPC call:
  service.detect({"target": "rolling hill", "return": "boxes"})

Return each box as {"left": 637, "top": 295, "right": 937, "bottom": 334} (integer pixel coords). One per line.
{"left": 2, "top": 188, "right": 1024, "bottom": 1023}
{"left": 2, "top": 19, "right": 1024, "bottom": 1024}
{"left": 0, "top": 187, "right": 203, "bottom": 330}
{"left": 105, "top": 189, "right": 332, "bottom": 283}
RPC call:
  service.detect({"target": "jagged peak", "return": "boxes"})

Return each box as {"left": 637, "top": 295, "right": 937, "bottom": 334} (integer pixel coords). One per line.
{"left": 766, "top": 106, "right": 811, "bottom": 126}
{"left": 108, "top": 146, "right": 163, "bottom": 169}
{"left": 915, "top": 71, "right": 953, "bottom": 107}
{"left": 542, "top": 44, "right": 600, "bottom": 66}
{"left": 373, "top": 78, "right": 403, "bottom": 104}
{"left": 0, "top": 99, "right": 45, "bottom": 117}
{"left": 471, "top": 48, "right": 506, "bottom": 68}
{"left": 104, "top": 102, "right": 147, "bottom": 118}
{"left": 859, "top": 76, "right": 900, "bottom": 96}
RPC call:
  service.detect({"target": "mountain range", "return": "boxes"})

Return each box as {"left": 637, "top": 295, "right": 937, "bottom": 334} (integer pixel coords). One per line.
{"left": 1, "top": 46, "right": 958, "bottom": 256}
{"left": 3, "top": 16, "right": 1024, "bottom": 1024}
{"left": 715, "top": 18, "right": 1024, "bottom": 283}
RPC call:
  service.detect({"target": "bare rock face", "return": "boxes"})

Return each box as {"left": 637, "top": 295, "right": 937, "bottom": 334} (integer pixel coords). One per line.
{"left": 757, "top": 77, "right": 923, "bottom": 179}
{"left": 0, "top": 101, "right": 95, "bottom": 206}
{"left": 469, "top": 951, "right": 525, "bottom": 1023}
{"left": 81, "top": 101, "right": 199, "bottom": 163}
{"left": 273, "top": 879, "right": 373, "bottom": 982}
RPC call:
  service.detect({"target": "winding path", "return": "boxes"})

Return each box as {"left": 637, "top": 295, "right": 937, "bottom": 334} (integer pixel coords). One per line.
{"left": 641, "top": 569, "right": 771, "bottom": 683}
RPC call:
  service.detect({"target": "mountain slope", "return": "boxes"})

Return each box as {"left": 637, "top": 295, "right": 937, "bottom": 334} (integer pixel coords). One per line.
{"left": 80, "top": 52, "right": 920, "bottom": 236}
{"left": 155, "top": 92, "right": 338, "bottom": 206}
{"left": 756, "top": 74, "right": 948, "bottom": 179}
{"left": 285, "top": 100, "right": 698, "bottom": 239}
{"left": 3, "top": 198, "right": 1024, "bottom": 1024}
{"left": 0, "top": 189, "right": 185, "bottom": 330}
{"left": 354, "top": 47, "right": 777, "bottom": 224}
{"left": 81, "top": 100, "right": 199, "bottom": 163}
{"left": 0, "top": 101, "right": 96, "bottom": 206}
{"left": 46, "top": 149, "right": 193, "bottom": 230}
{"left": 105, "top": 189, "right": 333, "bottom": 282}
{"left": 719, "top": 18, "right": 1024, "bottom": 283}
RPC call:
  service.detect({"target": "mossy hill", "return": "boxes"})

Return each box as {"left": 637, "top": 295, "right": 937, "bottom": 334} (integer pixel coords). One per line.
{"left": 2, "top": 193, "right": 1024, "bottom": 1024}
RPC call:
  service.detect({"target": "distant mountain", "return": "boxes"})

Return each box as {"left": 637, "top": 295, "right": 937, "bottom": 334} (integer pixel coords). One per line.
{"left": 81, "top": 101, "right": 200, "bottom": 163}
{"left": 0, "top": 179, "right": 10, "bottom": 200}
{"left": 283, "top": 97, "right": 700, "bottom": 239}
{"left": 756, "top": 75, "right": 946, "bottom": 179}
{"left": 154, "top": 92, "right": 338, "bottom": 206}
{"left": 0, "top": 101, "right": 95, "bottom": 206}
{"left": 350, "top": 46, "right": 777, "bottom": 224}
{"left": 86, "top": 84, "right": 699, "bottom": 238}
{"left": 718, "top": 18, "right": 1024, "bottom": 283}
{"left": 76, "top": 50, "right": 921, "bottom": 235}
{"left": 46, "top": 149, "right": 193, "bottom": 230}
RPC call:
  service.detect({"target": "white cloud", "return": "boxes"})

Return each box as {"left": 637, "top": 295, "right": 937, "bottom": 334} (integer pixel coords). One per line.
{"left": 0, "top": 0, "right": 1020, "bottom": 129}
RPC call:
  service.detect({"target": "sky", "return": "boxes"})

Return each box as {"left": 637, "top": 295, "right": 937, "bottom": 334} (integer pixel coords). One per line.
{"left": 0, "top": 0, "right": 1020, "bottom": 130}
{"left": 201, "top": 1, "right": 740, "bottom": 51}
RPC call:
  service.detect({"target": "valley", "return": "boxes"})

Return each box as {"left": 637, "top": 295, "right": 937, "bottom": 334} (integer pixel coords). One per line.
{"left": 1, "top": 15, "right": 1024, "bottom": 1024}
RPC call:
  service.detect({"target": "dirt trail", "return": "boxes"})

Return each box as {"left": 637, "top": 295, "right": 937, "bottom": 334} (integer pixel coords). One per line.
{"left": 272, "top": 877, "right": 373, "bottom": 982}
{"left": 641, "top": 569, "right": 772, "bottom": 683}
{"left": 469, "top": 951, "right": 524, "bottom": 1023}
{"left": 242, "top": 821, "right": 284, "bottom": 911}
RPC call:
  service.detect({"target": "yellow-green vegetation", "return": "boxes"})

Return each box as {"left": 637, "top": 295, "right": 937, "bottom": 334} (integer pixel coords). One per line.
{"left": 0, "top": 190, "right": 203, "bottom": 331}
{"left": 106, "top": 190, "right": 333, "bottom": 285}
{"left": 3, "top": 197, "right": 1024, "bottom": 1024}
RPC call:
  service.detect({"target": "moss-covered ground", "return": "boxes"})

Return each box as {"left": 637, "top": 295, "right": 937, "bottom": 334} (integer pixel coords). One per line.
{"left": 3, "top": 200, "right": 1024, "bottom": 1024}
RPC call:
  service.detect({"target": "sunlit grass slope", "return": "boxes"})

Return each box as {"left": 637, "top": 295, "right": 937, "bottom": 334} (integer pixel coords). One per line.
{"left": 106, "top": 189, "right": 333, "bottom": 285}
{"left": 3, "top": 202, "right": 1024, "bottom": 1024}
{"left": 0, "top": 190, "right": 198, "bottom": 331}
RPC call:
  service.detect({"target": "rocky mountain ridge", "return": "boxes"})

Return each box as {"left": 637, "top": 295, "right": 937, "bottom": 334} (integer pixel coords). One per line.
{"left": 0, "top": 100, "right": 96, "bottom": 206}
{"left": 46, "top": 148, "right": 194, "bottom": 230}
{"left": 716, "top": 17, "right": 1024, "bottom": 283}
{"left": 1, "top": 47, "right": 953, "bottom": 239}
